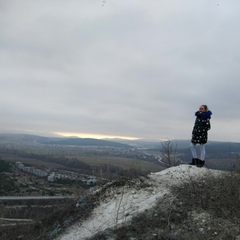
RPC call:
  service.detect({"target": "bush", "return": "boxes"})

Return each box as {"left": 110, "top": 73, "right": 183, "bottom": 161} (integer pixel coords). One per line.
{"left": 0, "top": 159, "right": 11, "bottom": 172}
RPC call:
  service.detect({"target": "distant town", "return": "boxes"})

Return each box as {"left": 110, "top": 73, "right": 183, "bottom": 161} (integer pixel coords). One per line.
{"left": 15, "top": 161, "right": 97, "bottom": 185}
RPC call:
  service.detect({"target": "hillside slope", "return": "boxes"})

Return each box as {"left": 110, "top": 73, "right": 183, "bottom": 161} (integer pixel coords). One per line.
{"left": 0, "top": 134, "right": 131, "bottom": 148}
{"left": 55, "top": 165, "right": 225, "bottom": 240}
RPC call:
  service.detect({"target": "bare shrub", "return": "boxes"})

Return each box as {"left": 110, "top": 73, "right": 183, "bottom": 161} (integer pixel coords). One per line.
{"left": 160, "top": 139, "right": 178, "bottom": 167}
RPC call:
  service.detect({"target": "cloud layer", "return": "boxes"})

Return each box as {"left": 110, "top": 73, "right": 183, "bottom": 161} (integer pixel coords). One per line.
{"left": 1, "top": 0, "right": 240, "bottom": 141}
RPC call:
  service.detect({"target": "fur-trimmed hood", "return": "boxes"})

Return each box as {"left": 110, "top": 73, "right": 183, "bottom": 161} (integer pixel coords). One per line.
{"left": 195, "top": 110, "right": 212, "bottom": 119}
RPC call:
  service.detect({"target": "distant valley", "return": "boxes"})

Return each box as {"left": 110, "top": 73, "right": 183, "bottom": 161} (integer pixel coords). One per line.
{"left": 0, "top": 133, "right": 240, "bottom": 172}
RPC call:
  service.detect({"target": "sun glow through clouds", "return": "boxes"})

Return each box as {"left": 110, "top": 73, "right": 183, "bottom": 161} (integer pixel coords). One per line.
{"left": 54, "top": 132, "right": 140, "bottom": 140}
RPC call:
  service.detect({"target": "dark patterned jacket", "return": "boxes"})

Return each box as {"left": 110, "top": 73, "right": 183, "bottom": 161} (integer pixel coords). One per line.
{"left": 191, "top": 110, "right": 212, "bottom": 144}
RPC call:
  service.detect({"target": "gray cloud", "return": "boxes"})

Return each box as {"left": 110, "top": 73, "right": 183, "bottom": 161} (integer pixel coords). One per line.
{"left": 0, "top": 0, "right": 240, "bottom": 141}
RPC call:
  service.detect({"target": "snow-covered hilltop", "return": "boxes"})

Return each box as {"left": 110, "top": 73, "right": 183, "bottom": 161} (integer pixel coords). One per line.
{"left": 55, "top": 165, "right": 224, "bottom": 240}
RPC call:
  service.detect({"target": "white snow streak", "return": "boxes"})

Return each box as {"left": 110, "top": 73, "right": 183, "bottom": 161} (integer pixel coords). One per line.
{"left": 56, "top": 165, "right": 224, "bottom": 240}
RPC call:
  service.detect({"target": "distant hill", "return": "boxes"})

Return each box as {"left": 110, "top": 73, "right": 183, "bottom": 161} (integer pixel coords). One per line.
{"left": 0, "top": 133, "right": 240, "bottom": 153}
{"left": 176, "top": 140, "right": 240, "bottom": 155}
{"left": 0, "top": 134, "right": 131, "bottom": 148}
{"left": 0, "top": 133, "right": 58, "bottom": 144}
{"left": 48, "top": 138, "right": 131, "bottom": 148}
{"left": 205, "top": 141, "right": 240, "bottom": 153}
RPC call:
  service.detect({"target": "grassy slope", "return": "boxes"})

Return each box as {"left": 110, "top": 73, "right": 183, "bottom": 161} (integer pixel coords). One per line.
{"left": 1, "top": 153, "right": 163, "bottom": 173}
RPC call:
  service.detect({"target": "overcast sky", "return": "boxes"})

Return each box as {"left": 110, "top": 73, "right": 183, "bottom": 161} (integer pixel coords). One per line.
{"left": 1, "top": 0, "right": 240, "bottom": 142}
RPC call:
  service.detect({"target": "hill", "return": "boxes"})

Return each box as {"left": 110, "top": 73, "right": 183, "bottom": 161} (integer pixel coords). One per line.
{"left": 1, "top": 133, "right": 240, "bottom": 153}
{"left": 48, "top": 138, "right": 131, "bottom": 148}
{"left": 55, "top": 165, "right": 232, "bottom": 240}
{"left": 0, "top": 133, "right": 57, "bottom": 145}
{"left": 0, "top": 134, "right": 131, "bottom": 148}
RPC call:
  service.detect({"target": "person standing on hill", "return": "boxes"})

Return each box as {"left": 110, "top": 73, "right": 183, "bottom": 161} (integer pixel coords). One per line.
{"left": 189, "top": 105, "right": 212, "bottom": 167}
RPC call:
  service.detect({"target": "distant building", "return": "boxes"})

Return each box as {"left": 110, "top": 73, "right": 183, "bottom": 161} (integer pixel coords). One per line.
{"left": 48, "top": 172, "right": 55, "bottom": 182}
{"left": 16, "top": 162, "right": 47, "bottom": 177}
{"left": 35, "top": 169, "right": 48, "bottom": 177}
{"left": 15, "top": 162, "right": 91, "bottom": 184}
{"left": 16, "top": 162, "right": 24, "bottom": 170}
{"left": 87, "top": 176, "right": 96, "bottom": 186}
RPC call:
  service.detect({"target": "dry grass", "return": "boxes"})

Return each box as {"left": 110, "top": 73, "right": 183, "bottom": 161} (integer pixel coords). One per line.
{"left": 65, "top": 154, "right": 163, "bottom": 172}
{"left": 90, "top": 171, "right": 240, "bottom": 240}
{"left": 2, "top": 152, "right": 163, "bottom": 173}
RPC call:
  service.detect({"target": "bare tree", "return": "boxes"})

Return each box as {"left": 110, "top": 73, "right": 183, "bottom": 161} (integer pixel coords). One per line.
{"left": 160, "top": 139, "right": 177, "bottom": 167}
